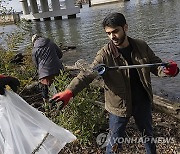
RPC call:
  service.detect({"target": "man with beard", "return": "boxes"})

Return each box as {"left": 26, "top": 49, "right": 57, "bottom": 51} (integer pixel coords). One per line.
{"left": 50, "top": 13, "right": 179, "bottom": 154}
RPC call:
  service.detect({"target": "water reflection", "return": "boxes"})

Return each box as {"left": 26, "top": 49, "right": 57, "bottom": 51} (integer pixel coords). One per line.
{"left": 44, "top": 21, "right": 54, "bottom": 38}
{"left": 53, "top": 20, "right": 65, "bottom": 43}
{"left": 32, "top": 21, "right": 43, "bottom": 34}
{"left": 67, "top": 19, "right": 81, "bottom": 45}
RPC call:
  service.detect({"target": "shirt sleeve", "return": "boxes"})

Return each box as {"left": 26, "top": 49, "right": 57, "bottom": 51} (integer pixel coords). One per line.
{"left": 54, "top": 43, "right": 63, "bottom": 59}
{"left": 146, "top": 44, "right": 166, "bottom": 77}
{"left": 67, "top": 49, "right": 105, "bottom": 96}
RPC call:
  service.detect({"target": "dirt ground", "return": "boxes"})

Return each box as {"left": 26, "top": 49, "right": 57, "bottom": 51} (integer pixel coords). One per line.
{"left": 22, "top": 90, "right": 180, "bottom": 154}
{"left": 60, "top": 110, "right": 180, "bottom": 154}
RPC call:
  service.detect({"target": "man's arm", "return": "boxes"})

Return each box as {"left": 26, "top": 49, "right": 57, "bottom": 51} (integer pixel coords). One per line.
{"left": 67, "top": 49, "right": 105, "bottom": 96}
{"left": 50, "top": 49, "right": 105, "bottom": 108}
{"left": 53, "top": 42, "right": 63, "bottom": 59}
{"left": 145, "top": 44, "right": 163, "bottom": 76}
{"left": 146, "top": 44, "right": 179, "bottom": 77}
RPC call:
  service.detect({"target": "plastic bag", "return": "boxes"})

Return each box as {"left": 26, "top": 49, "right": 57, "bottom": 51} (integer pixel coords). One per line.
{"left": 0, "top": 90, "right": 76, "bottom": 154}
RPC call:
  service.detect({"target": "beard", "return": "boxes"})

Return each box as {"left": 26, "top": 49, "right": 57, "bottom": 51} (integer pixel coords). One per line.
{"left": 112, "top": 31, "right": 126, "bottom": 47}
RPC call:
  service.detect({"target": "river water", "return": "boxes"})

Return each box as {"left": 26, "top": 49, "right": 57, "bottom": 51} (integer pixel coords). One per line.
{"left": 0, "top": 0, "right": 180, "bottom": 102}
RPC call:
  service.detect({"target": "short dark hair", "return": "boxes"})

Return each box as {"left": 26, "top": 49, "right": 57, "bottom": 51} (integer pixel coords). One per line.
{"left": 102, "top": 12, "right": 126, "bottom": 29}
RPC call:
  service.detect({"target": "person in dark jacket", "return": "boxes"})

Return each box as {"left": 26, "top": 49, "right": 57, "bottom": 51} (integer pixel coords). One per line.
{"left": 50, "top": 13, "right": 179, "bottom": 154}
{"left": 32, "top": 34, "right": 63, "bottom": 101}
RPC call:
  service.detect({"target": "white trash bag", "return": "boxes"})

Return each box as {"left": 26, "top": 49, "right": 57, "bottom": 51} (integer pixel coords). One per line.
{"left": 0, "top": 90, "right": 76, "bottom": 154}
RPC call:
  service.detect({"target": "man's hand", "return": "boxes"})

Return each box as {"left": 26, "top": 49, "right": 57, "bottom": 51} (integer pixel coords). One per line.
{"left": 50, "top": 89, "right": 73, "bottom": 109}
{"left": 163, "top": 60, "right": 179, "bottom": 77}
{"left": 0, "top": 75, "right": 20, "bottom": 95}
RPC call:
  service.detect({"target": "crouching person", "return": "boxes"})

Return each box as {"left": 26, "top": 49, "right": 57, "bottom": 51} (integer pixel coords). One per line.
{"left": 31, "top": 34, "right": 64, "bottom": 103}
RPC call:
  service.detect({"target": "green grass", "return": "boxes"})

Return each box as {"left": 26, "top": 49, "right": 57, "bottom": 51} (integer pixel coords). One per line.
{"left": 0, "top": 28, "right": 107, "bottom": 146}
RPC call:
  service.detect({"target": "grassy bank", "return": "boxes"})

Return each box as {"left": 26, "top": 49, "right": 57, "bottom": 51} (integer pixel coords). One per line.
{"left": 0, "top": 22, "right": 179, "bottom": 153}
{"left": 1, "top": 46, "right": 179, "bottom": 153}
{"left": 0, "top": 38, "right": 108, "bottom": 146}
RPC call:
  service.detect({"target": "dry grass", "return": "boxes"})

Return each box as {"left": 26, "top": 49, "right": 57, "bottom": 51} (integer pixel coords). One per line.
{"left": 22, "top": 89, "right": 180, "bottom": 154}
{"left": 60, "top": 110, "right": 180, "bottom": 154}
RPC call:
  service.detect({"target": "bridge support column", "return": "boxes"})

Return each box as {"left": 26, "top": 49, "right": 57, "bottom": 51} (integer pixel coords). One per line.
{"left": 39, "top": 0, "right": 50, "bottom": 20}
{"left": 65, "top": 0, "right": 77, "bottom": 19}
{"left": 65, "top": 0, "right": 75, "bottom": 9}
{"left": 19, "top": 0, "right": 30, "bottom": 15}
{"left": 51, "top": 0, "right": 62, "bottom": 20}
{"left": 20, "top": 0, "right": 80, "bottom": 21}
{"left": 29, "top": 0, "right": 40, "bottom": 21}
{"left": 29, "top": 0, "right": 38, "bottom": 14}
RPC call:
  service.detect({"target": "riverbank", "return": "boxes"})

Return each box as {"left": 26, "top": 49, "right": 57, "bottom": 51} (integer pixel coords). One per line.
{"left": 22, "top": 85, "right": 180, "bottom": 154}
{"left": 1, "top": 3, "right": 180, "bottom": 150}
{"left": 61, "top": 110, "right": 180, "bottom": 154}
{"left": 1, "top": 44, "right": 179, "bottom": 153}
{"left": 0, "top": 13, "right": 20, "bottom": 24}
{"left": 20, "top": 67, "right": 180, "bottom": 154}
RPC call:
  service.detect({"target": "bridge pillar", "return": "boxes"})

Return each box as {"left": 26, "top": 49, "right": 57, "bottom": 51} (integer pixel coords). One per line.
{"left": 51, "top": 0, "right": 61, "bottom": 11}
{"left": 65, "top": 0, "right": 77, "bottom": 19}
{"left": 40, "top": 0, "right": 49, "bottom": 12}
{"left": 20, "top": 0, "right": 80, "bottom": 21}
{"left": 39, "top": 0, "right": 50, "bottom": 20}
{"left": 29, "top": 0, "right": 40, "bottom": 21}
{"left": 51, "top": 0, "right": 62, "bottom": 20}
{"left": 29, "top": 0, "right": 38, "bottom": 14}
{"left": 65, "top": 0, "right": 75, "bottom": 9}
{"left": 19, "top": 0, "right": 30, "bottom": 15}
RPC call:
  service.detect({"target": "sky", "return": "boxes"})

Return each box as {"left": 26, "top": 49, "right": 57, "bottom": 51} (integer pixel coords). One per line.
{"left": 2, "top": 0, "right": 22, "bottom": 12}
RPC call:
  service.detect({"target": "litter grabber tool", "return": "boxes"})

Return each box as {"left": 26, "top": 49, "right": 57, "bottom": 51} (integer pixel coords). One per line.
{"left": 49, "top": 89, "right": 73, "bottom": 110}
{"left": 93, "top": 62, "right": 169, "bottom": 75}
{"left": 44, "top": 99, "right": 65, "bottom": 124}
{"left": 49, "top": 99, "right": 65, "bottom": 111}
{"left": 48, "top": 83, "right": 65, "bottom": 110}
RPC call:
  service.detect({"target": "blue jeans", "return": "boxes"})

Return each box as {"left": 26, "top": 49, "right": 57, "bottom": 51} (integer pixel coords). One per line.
{"left": 106, "top": 100, "right": 156, "bottom": 154}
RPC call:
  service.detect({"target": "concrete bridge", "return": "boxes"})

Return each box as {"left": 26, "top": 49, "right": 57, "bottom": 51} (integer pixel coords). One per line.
{"left": 90, "top": 0, "right": 119, "bottom": 6}
{"left": 90, "top": 0, "right": 130, "bottom": 6}
{"left": 19, "top": 0, "right": 80, "bottom": 21}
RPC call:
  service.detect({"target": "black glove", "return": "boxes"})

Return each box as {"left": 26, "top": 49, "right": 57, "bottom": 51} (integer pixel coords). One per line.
{"left": 0, "top": 76, "right": 20, "bottom": 95}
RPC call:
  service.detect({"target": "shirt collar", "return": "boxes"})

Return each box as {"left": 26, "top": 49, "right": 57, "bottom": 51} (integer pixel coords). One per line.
{"left": 109, "top": 37, "right": 136, "bottom": 58}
